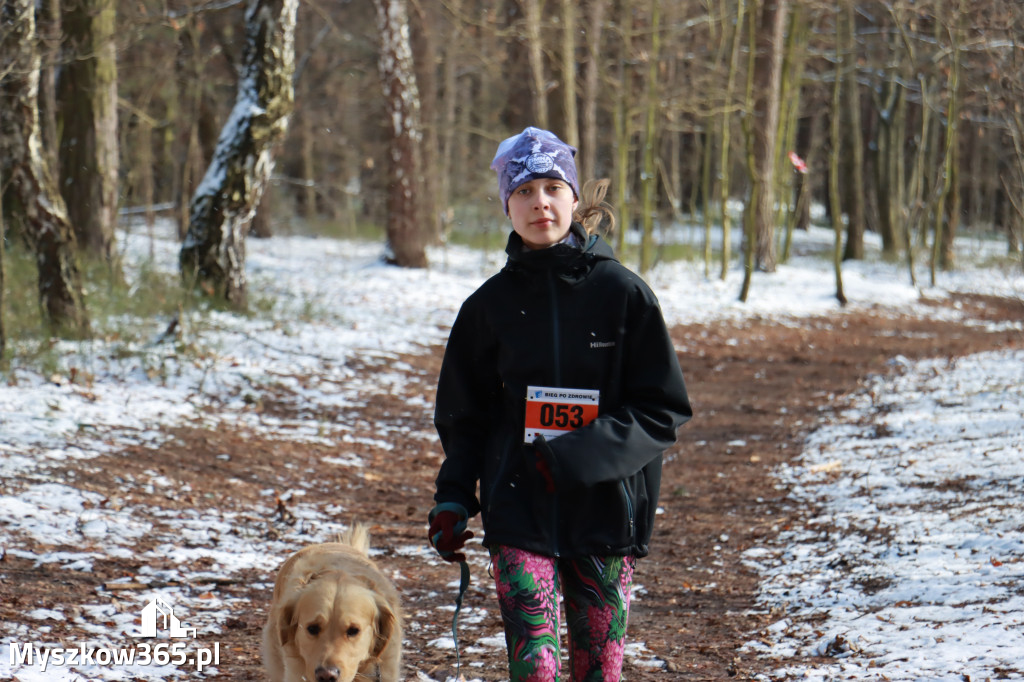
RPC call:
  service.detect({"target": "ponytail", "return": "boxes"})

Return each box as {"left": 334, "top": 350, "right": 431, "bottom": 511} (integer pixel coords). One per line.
{"left": 573, "top": 179, "right": 616, "bottom": 238}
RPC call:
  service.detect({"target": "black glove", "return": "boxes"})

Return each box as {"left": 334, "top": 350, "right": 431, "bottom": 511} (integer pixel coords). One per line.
{"left": 427, "top": 502, "right": 473, "bottom": 562}
{"left": 531, "top": 436, "right": 557, "bottom": 493}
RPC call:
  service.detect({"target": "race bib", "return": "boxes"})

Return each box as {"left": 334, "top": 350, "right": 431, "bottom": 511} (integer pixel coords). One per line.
{"left": 524, "top": 386, "right": 600, "bottom": 443}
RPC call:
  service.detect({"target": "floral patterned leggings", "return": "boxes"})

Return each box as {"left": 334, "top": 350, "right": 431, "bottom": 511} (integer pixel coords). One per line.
{"left": 490, "top": 546, "right": 636, "bottom": 681}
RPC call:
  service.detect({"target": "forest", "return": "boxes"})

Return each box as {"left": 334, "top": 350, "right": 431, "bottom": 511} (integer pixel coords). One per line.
{"left": 2, "top": 0, "right": 1023, "bottom": 348}
{"left": 2, "top": 3, "right": 1024, "bottom": 679}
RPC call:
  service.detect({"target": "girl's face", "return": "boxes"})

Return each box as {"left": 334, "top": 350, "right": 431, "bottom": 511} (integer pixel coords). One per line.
{"left": 507, "top": 178, "right": 578, "bottom": 250}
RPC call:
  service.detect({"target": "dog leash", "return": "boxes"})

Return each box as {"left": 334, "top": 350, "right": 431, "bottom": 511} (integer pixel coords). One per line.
{"left": 430, "top": 503, "right": 471, "bottom": 680}
{"left": 452, "top": 559, "right": 470, "bottom": 680}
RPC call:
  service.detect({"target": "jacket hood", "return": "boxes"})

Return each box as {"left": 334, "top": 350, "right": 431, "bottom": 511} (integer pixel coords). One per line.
{"left": 502, "top": 223, "right": 617, "bottom": 282}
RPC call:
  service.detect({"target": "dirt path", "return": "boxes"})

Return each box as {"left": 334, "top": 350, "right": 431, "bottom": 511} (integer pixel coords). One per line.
{"left": 1, "top": 293, "right": 1020, "bottom": 681}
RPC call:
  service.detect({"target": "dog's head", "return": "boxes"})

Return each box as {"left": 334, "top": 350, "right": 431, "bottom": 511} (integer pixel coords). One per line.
{"left": 277, "top": 572, "right": 397, "bottom": 682}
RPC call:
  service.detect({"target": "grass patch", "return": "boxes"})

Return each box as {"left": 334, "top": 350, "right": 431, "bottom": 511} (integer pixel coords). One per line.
{"left": 273, "top": 214, "right": 386, "bottom": 241}
{"left": 1, "top": 245, "right": 210, "bottom": 367}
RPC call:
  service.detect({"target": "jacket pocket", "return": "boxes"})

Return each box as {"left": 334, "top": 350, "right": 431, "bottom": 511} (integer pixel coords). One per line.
{"left": 561, "top": 478, "right": 638, "bottom": 553}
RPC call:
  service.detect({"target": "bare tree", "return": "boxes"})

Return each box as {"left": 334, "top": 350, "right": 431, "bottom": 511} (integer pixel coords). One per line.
{"left": 611, "top": 4, "right": 634, "bottom": 257}
{"left": 717, "top": 0, "right": 746, "bottom": 281}
{"left": 36, "top": 0, "right": 60, "bottom": 168}
{"left": 744, "top": 0, "right": 788, "bottom": 277}
{"left": 58, "top": 0, "right": 119, "bottom": 262}
{"left": 829, "top": 0, "right": 848, "bottom": 306}
{"left": 375, "top": 0, "right": 429, "bottom": 267}
{"left": 0, "top": 0, "right": 88, "bottom": 334}
{"left": 91, "top": 0, "right": 1024, "bottom": 297}
{"left": 1, "top": 163, "right": 5, "bottom": 357}
{"left": 520, "top": 0, "right": 549, "bottom": 128}
{"left": 179, "top": 0, "right": 299, "bottom": 308}
{"left": 559, "top": 0, "right": 578, "bottom": 147}
{"left": 639, "top": 0, "right": 662, "bottom": 274}
{"left": 410, "top": 0, "right": 442, "bottom": 242}
{"left": 839, "top": 0, "right": 866, "bottom": 262}
{"left": 932, "top": 4, "right": 965, "bottom": 277}
{"left": 580, "top": 0, "right": 607, "bottom": 182}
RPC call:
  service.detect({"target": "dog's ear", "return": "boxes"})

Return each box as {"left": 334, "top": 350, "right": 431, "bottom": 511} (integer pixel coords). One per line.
{"left": 277, "top": 601, "right": 298, "bottom": 647}
{"left": 371, "top": 594, "right": 397, "bottom": 659}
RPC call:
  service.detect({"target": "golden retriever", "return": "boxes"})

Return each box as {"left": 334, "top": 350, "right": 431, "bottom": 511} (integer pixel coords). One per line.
{"left": 262, "top": 524, "right": 402, "bottom": 682}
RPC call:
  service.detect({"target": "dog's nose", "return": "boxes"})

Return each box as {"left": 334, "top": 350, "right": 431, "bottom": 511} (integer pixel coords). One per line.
{"left": 314, "top": 666, "right": 339, "bottom": 682}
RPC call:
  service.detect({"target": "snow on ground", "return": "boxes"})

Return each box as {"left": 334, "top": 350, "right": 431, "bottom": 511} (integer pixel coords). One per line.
{"left": 1, "top": 221, "right": 1022, "bottom": 680}
{"left": 743, "top": 349, "right": 1024, "bottom": 681}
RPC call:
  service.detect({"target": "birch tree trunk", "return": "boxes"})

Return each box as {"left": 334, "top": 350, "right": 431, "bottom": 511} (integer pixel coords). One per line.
{"left": 179, "top": 0, "right": 298, "bottom": 308}
{"left": 58, "top": 0, "right": 119, "bottom": 262}
{"left": 375, "top": 0, "right": 428, "bottom": 267}
{"left": 0, "top": 0, "right": 89, "bottom": 334}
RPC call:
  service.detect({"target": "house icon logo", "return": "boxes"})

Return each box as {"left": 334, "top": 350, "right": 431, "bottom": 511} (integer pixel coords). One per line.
{"left": 136, "top": 597, "right": 196, "bottom": 639}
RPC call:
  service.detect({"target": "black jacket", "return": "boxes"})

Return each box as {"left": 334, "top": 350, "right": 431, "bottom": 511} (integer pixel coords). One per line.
{"left": 433, "top": 225, "right": 691, "bottom": 558}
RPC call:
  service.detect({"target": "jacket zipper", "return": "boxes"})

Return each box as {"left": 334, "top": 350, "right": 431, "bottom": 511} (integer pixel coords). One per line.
{"left": 620, "top": 480, "right": 635, "bottom": 538}
{"left": 548, "top": 270, "right": 561, "bottom": 384}
{"left": 547, "top": 270, "right": 562, "bottom": 557}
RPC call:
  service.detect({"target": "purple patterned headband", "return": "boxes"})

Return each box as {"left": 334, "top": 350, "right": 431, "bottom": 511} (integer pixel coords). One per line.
{"left": 490, "top": 127, "right": 579, "bottom": 216}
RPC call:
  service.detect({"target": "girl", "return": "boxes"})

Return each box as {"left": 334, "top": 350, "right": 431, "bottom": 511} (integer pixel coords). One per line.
{"left": 428, "top": 127, "right": 691, "bottom": 681}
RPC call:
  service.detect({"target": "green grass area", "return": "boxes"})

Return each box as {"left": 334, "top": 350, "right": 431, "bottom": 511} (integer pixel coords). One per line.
{"left": 1, "top": 245, "right": 209, "bottom": 367}
{"left": 270, "top": 213, "right": 386, "bottom": 241}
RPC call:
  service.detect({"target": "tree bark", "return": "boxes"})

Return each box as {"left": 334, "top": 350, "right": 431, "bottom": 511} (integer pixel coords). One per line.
{"left": 935, "top": 9, "right": 964, "bottom": 274}
{"left": 438, "top": 0, "right": 462, "bottom": 237}
{"left": 1, "top": 0, "right": 89, "bottom": 334}
{"left": 840, "top": 1, "right": 865, "bottom": 262}
{"left": 829, "top": 4, "right": 847, "bottom": 306}
{"left": 743, "top": 0, "right": 788, "bottom": 275}
{"left": 559, "top": 0, "right": 578, "bottom": 147}
{"left": 375, "top": 0, "right": 428, "bottom": 267}
{"left": 874, "top": 74, "right": 902, "bottom": 259}
{"left": 179, "top": 0, "right": 299, "bottom": 307}
{"left": 719, "top": 0, "right": 745, "bottom": 281}
{"left": 1, "top": 164, "right": 6, "bottom": 358}
{"left": 738, "top": 3, "right": 757, "bottom": 302}
{"left": 639, "top": 0, "right": 661, "bottom": 274}
{"left": 612, "top": 5, "right": 633, "bottom": 257}
{"left": 777, "top": 6, "right": 808, "bottom": 264}
{"left": 581, "top": 0, "right": 606, "bottom": 182}
{"left": 58, "top": 0, "right": 119, "bottom": 263}
{"left": 520, "top": 0, "right": 548, "bottom": 128}
{"left": 174, "top": 20, "right": 219, "bottom": 241}
{"left": 36, "top": 0, "right": 61, "bottom": 170}
{"left": 409, "top": 0, "right": 441, "bottom": 242}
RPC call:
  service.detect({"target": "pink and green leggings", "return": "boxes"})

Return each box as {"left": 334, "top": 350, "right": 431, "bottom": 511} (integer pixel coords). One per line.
{"left": 490, "top": 546, "right": 636, "bottom": 681}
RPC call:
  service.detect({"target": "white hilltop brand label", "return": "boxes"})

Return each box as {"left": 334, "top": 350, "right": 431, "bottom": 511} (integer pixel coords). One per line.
{"left": 7, "top": 597, "right": 220, "bottom": 673}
